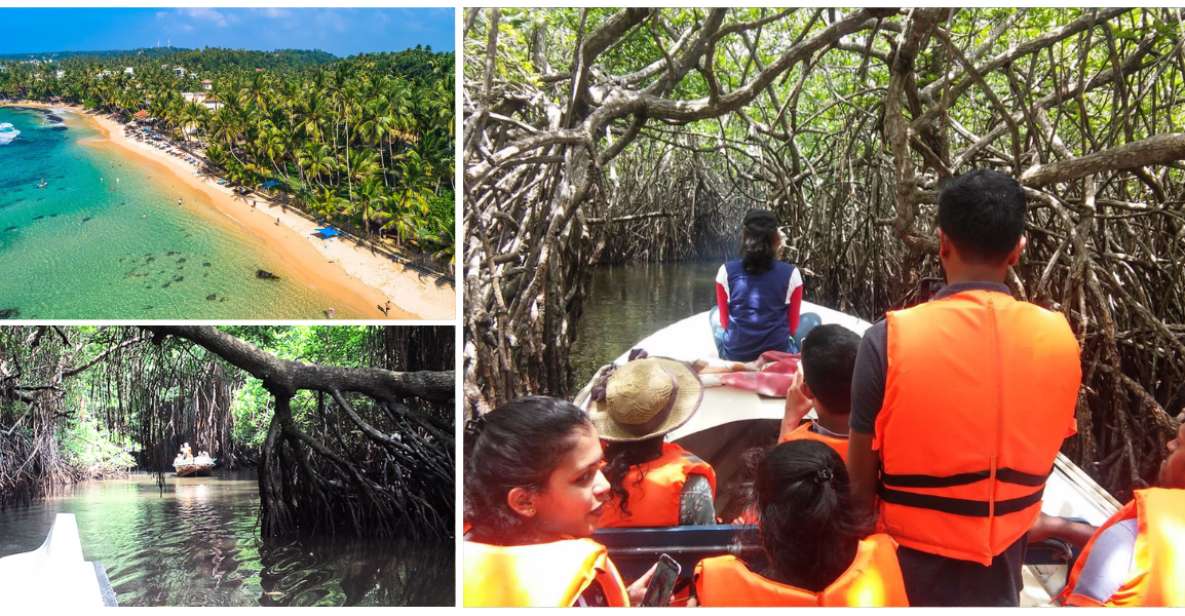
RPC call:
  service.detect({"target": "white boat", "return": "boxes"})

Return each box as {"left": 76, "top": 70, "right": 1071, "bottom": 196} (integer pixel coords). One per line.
{"left": 577, "top": 300, "right": 1120, "bottom": 605}
{"left": 0, "top": 513, "right": 118, "bottom": 607}
{"left": 174, "top": 455, "right": 216, "bottom": 477}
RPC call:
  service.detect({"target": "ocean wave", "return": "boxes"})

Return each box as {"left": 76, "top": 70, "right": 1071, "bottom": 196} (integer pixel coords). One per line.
{"left": 0, "top": 122, "right": 20, "bottom": 145}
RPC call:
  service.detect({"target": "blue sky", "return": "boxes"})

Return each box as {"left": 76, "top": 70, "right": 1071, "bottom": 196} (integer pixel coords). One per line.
{"left": 0, "top": 8, "right": 454, "bottom": 56}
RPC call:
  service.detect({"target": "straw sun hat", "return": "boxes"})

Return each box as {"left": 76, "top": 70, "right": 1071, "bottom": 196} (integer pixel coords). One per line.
{"left": 583, "top": 356, "right": 704, "bottom": 442}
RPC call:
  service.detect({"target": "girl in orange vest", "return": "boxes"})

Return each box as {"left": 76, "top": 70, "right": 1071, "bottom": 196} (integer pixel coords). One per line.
{"left": 581, "top": 356, "right": 717, "bottom": 528}
{"left": 694, "top": 440, "right": 909, "bottom": 606}
{"left": 1056, "top": 419, "right": 1185, "bottom": 607}
{"left": 463, "top": 396, "right": 653, "bottom": 607}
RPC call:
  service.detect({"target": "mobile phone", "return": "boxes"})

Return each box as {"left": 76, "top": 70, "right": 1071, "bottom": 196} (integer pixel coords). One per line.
{"left": 640, "top": 553, "right": 681, "bottom": 607}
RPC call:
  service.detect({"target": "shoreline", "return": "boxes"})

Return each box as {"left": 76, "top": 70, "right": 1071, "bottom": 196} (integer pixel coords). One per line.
{"left": 2, "top": 100, "right": 454, "bottom": 320}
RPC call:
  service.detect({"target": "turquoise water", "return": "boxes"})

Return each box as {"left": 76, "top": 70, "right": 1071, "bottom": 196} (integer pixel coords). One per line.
{"left": 0, "top": 107, "right": 355, "bottom": 319}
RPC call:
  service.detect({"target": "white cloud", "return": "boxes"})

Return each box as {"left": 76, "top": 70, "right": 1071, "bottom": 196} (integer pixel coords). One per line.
{"left": 177, "top": 8, "right": 234, "bottom": 29}
{"left": 254, "top": 8, "right": 293, "bottom": 20}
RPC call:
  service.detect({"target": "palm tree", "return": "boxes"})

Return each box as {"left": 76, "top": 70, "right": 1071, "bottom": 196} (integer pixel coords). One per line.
{"left": 300, "top": 142, "right": 336, "bottom": 189}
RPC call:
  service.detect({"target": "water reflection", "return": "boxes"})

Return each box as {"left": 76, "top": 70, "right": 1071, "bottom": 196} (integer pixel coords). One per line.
{"left": 572, "top": 262, "right": 720, "bottom": 384}
{"left": 0, "top": 472, "right": 452, "bottom": 606}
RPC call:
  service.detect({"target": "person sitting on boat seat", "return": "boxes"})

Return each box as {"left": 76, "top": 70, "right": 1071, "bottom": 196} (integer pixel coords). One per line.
{"left": 778, "top": 324, "right": 860, "bottom": 462}
{"left": 581, "top": 356, "right": 717, "bottom": 528}
{"left": 694, "top": 440, "right": 909, "bottom": 606}
{"left": 1052, "top": 417, "right": 1185, "bottom": 607}
{"left": 463, "top": 396, "right": 655, "bottom": 607}
{"left": 711, "top": 208, "right": 804, "bottom": 361}
{"left": 179, "top": 442, "right": 193, "bottom": 462}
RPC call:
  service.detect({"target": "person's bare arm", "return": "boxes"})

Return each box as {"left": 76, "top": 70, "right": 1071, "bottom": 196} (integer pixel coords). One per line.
{"left": 1029, "top": 512, "right": 1096, "bottom": 547}
{"left": 778, "top": 370, "right": 812, "bottom": 441}
{"left": 847, "top": 430, "right": 879, "bottom": 522}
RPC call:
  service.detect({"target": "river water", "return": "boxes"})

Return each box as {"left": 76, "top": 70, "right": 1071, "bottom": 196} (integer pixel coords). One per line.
{"left": 0, "top": 472, "right": 452, "bottom": 606}
{"left": 0, "top": 106, "right": 361, "bottom": 319}
{"left": 571, "top": 262, "right": 720, "bottom": 385}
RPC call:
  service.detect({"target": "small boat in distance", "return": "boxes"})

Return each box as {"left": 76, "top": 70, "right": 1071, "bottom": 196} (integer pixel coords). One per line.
{"left": 174, "top": 455, "right": 216, "bottom": 477}
{"left": 172, "top": 441, "right": 215, "bottom": 476}
{"left": 37, "top": 178, "right": 47, "bottom": 189}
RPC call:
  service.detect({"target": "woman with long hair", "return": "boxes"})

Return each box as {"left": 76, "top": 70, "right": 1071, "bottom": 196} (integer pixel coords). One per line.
{"left": 713, "top": 208, "right": 804, "bottom": 361}
{"left": 694, "top": 440, "right": 908, "bottom": 606}
{"left": 463, "top": 396, "right": 652, "bottom": 607}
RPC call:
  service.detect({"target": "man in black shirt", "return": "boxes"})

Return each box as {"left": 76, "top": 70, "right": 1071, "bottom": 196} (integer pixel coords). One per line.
{"left": 846, "top": 170, "right": 1081, "bottom": 606}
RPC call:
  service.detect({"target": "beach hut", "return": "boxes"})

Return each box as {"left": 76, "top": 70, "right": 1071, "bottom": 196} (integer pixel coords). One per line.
{"left": 312, "top": 227, "right": 341, "bottom": 240}
{"left": 133, "top": 109, "right": 150, "bottom": 122}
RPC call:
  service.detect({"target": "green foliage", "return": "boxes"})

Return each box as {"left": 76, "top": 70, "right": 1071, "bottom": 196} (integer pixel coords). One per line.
{"left": 230, "top": 379, "right": 272, "bottom": 450}
{"left": 58, "top": 406, "right": 135, "bottom": 477}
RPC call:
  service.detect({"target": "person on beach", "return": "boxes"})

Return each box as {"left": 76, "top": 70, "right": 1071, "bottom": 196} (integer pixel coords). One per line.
{"left": 583, "top": 356, "right": 716, "bottom": 529}
{"left": 712, "top": 209, "right": 803, "bottom": 361}
{"left": 693, "top": 440, "right": 908, "bottom": 606}
{"left": 1053, "top": 418, "right": 1185, "bottom": 607}
{"left": 463, "top": 396, "right": 654, "bottom": 607}
{"left": 846, "top": 169, "right": 1082, "bottom": 606}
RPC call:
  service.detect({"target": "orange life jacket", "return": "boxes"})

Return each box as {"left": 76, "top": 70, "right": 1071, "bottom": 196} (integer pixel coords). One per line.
{"left": 694, "top": 533, "right": 909, "bottom": 606}
{"left": 1060, "top": 488, "right": 1185, "bottom": 607}
{"left": 778, "top": 421, "right": 849, "bottom": 462}
{"left": 463, "top": 538, "right": 629, "bottom": 607}
{"left": 875, "top": 289, "right": 1080, "bottom": 565}
{"left": 597, "top": 442, "right": 717, "bottom": 528}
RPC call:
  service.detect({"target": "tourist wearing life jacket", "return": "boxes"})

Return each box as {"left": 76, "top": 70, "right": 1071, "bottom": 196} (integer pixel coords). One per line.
{"left": 725, "top": 324, "right": 858, "bottom": 525}
{"left": 846, "top": 170, "right": 1082, "bottom": 606}
{"left": 1056, "top": 419, "right": 1185, "bottom": 607}
{"left": 712, "top": 208, "right": 804, "bottom": 361}
{"left": 463, "top": 397, "right": 656, "bottom": 607}
{"left": 581, "top": 356, "right": 717, "bottom": 528}
{"left": 695, "top": 440, "right": 908, "bottom": 606}
{"left": 778, "top": 324, "right": 861, "bottom": 463}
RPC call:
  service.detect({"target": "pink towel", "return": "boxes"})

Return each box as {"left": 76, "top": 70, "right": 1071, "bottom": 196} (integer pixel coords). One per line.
{"left": 719, "top": 353, "right": 800, "bottom": 397}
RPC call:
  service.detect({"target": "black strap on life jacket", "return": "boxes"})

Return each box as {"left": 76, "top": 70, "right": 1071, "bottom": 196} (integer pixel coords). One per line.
{"left": 878, "top": 466, "right": 1051, "bottom": 517}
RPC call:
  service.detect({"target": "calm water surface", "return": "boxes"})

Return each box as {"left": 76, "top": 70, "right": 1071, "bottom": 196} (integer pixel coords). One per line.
{"left": 571, "top": 262, "right": 719, "bottom": 384}
{"left": 0, "top": 472, "right": 452, "bottom": 606}
{"left": 0, "top": 106, "right": 360, "bottom": 319}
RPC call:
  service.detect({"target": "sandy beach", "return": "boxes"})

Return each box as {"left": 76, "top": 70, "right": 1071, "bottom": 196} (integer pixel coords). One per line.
{"left": 3, "top": 101, "right": 454, "bottom": 320}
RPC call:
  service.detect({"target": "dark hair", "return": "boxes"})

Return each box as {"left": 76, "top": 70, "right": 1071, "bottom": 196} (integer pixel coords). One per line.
{"left": 937, "top": 169, "right": 1027, "bottom": 263}
{"left": 463, "top": 396, "right": 593, "bottom": 545}
{"left": 602, "top": 436, "right": 665, "bottom": 518}
{"left": 740, "top": 209, "right": 780, "bottom": 274}
{"left": 801, "top": 324, "right": 861, "bottom": 414}
{"left": 718, "top": 445, "right": 768, "bottom": 523}
{"left": 756, "top": 440, "right": 868, "bottom": 592}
